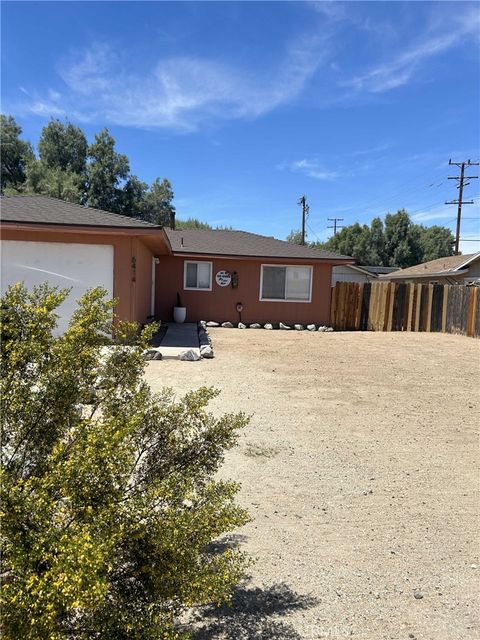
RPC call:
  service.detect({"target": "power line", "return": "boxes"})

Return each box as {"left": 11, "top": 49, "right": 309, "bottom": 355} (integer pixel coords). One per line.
{"left": 445, "top": 159, "right": 479, "bottom": 255}
{"left": 340, "top": 167, "right": 449, "bottom": 215}
{"left": 306, "top": 221, "right": 322, "bottom": 243}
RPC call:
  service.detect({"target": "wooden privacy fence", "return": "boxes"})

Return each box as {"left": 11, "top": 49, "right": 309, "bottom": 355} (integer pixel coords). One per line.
{"left": 330, "top": 281, "right": 480, "bottom": 337}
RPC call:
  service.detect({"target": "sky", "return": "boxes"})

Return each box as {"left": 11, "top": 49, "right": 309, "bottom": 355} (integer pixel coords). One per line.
{"left": 2, "top": 1, "right": 480, "bottom": 253}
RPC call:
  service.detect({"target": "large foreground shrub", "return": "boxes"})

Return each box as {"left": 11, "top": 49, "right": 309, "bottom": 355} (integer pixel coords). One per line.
{"left": 0, "top": 284, "right": 249, "bottom": 639}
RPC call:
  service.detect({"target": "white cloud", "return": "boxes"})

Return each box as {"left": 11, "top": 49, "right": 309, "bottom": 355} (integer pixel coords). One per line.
{"left": 281, "top": 158, "right": 339, "bottom": 181}
{"left": 19, "top": 35, "right": 327, "bottom": 131}
{"left": 344, "top": 7, "right": 480, "bottom": 94}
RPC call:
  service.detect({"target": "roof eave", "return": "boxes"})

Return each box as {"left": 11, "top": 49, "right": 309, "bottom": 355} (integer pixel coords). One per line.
{"left": 380, "top": 268, "right": 469, "bottom": 279}
{"left": 0, "top": 220, "right": 163, "bottom": 233}
{"left": 170, "top": 250, "right": 353, "bottom": 262}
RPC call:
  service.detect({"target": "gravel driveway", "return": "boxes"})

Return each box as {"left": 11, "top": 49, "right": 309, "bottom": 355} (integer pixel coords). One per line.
{"left": 145, "top": 330, "right": 479, "bottom": 640}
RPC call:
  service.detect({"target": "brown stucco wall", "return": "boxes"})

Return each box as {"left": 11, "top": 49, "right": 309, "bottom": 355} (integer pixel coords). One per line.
{"left": 0, "top": 226, "right": 155, "bottom": 325}
{"left": 155, "top": 255, "right": 335, "bottom": 325}
{"left": 134, "top": 238, "right": 154, "bottom": 322}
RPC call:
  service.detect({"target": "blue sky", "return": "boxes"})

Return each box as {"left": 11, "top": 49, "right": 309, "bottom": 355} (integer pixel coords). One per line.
{"left": 2, "top": 1, "right": 480, "bottom": 252}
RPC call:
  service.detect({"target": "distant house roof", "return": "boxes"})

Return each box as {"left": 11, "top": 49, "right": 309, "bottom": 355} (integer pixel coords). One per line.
{"left": 379, "top": 252, "right": 480, "bottom": 279}
{"left": 360, "top": 265, "right": 399, "bottom": 275}
{"left": 0, "top": 195, "right": 161, "bottom": 229}
{"left": 165, "top": 229, "right": 352, "bottom": 261}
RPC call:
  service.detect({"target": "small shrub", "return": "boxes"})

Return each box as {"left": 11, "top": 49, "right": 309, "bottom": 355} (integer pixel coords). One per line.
{"left": 0, "top": 283, "right": 250, "bottom": 640}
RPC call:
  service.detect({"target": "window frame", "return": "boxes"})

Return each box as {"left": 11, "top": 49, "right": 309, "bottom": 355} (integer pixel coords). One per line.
{"left": 183, "top": 260, "right": 213, "bottom": 291}
{"left": 259, "top": 264, "right": 313, "bottom": 303}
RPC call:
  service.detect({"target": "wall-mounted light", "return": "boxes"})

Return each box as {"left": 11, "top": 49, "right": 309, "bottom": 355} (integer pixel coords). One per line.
{"left": 236, "top": 301, "right": 243, "bottom": 323}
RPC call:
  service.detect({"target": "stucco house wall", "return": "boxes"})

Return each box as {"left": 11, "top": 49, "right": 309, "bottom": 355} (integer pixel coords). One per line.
{"left": 1, "top": 226, "right": 156, "bottom": 326}
{"left": 155, "top": 255, "right": 335, "bottom": 325}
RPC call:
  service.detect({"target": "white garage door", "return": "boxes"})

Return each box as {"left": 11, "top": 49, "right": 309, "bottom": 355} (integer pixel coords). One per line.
{"left": 1, "top": 240, "right": 114, "bottom": 334}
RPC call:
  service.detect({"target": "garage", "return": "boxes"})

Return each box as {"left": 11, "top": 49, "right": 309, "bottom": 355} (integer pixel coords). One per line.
{"left": 0, "top": 195, "right": 171, "bottom": 329}
{"left": 1, "top": 239, "right": 114, "bottom": 334}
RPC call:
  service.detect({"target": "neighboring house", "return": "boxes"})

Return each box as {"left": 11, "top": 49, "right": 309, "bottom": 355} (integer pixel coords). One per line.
{"left": 378, "top": 253, "right": 480, "bottom": 285}
{"left": 331, "top": 264, "right": 398, "bottom": 285}
{"left": 1, "top": 195, "right": 353, "bottom": 329}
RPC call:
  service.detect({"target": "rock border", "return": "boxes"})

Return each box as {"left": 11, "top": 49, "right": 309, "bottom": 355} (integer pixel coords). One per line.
{"left": 198, "top": 321, "right": 214, "bottom": 359}
{"left": 200, "top": 320, "right": 334, "bottom": 332}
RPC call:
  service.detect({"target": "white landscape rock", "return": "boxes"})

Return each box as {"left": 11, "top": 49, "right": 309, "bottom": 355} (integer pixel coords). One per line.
{"left": 238, "top": 322, "right": 247, "bottom": 329}
{"left": 206, "top": 321, "right": 220, "bottom": 327}
{"left": 294, "top": 324, "right": 304, "bottom": 331}
{"left": 200, "top": 345, "right": 214, "bottom": 359}
{"left": 199, "top": 320, "right": 207, "bottom": 329}
{"left": 326, "top": 327, "right": 334, "bottom": 332}
{"left": 221, "top": 322, "right": 234, "bottom": 328}
{"left": 279, "top": 322, "right": 291, "bottom": 330}
{"left": 307, "top": 324, "right": 316, "bottom": 331}
{"left": 179, "top": 349, "right": 201, "bottom": 361}
{"left": 264, "top": 323, "right": 273, "bottom": 330}
{"left": 249, "top": 323, "right": 262, "bottom": 329}
{"left": 318, "top": 326, "right": 327, "bottom": 332}
{"left": 198, "top": 332, "right": 210, "bottom": 347}
{"left": 142, "top": 348, "right": 163, "bottom": 361}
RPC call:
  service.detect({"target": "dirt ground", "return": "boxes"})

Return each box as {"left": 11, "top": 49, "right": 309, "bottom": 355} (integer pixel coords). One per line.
{"left": 145, "top": 330, "right": 479, "bottom": 640}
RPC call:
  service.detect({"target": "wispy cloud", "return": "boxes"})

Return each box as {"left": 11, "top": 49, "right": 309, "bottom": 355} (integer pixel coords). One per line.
{"left": 18, "top": 36, "right": 328, "bottom": 131}
{"left": 279, "top": 158, "right": 339, "bottom": 181}
{"left": 344, "top": 7, "right": 480, "bottom": 94}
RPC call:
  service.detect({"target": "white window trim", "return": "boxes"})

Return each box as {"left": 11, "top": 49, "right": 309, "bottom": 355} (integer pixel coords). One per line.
{"left": 183, "top": 260, "right": 213, "bottom": 291}
{"left": 259, "top": 264, "right": 313, "bottom": 303}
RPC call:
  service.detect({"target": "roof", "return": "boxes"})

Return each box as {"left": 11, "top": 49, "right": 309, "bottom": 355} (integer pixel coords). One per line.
{"left": 0, "top": 195, "right": 161, "bottom": 229}
{"left": 379, "top": 252, "right": 480, "bottom": 279}
{"left": 360, "top": 265, "right": 399, "bottom": 275}
{"left": 164, "top": 228, "right": 352, "bottom": 261}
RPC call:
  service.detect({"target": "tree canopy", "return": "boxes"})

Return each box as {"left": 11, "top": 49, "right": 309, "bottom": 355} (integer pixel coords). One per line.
{"left": 308, "top": 210, "right": 454, "bottom": 267}
{"left": 0, "top": 115, "right": 176, "bottom": 226}
{"left": 0, "top": 115, "right": 34, "bottom": 191}
{"left": 0, "top": 283, "right": 250, "bottom": 639}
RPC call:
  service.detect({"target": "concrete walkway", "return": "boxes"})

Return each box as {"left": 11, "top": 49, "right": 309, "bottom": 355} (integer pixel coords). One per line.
{"left": 156, "top": 322, "right": 200, "bottom": 359}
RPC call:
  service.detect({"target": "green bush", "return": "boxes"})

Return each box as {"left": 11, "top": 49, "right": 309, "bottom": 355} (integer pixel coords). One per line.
{"left": 0, "top": 284, "right": 249, "bottom": 639}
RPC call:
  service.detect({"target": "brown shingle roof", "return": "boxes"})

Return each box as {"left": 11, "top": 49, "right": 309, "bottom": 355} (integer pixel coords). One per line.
{"left": 0, "top": 195, "right": 160, "bottom": 229}
{"left": 380, "top": 253, "right": 480, "bottom": 279}
{"left": 165, "top": 229, "right": 352, "bottom": 261}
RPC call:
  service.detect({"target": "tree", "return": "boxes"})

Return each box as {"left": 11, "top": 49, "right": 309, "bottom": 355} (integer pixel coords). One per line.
{"left": 23, "top": 160, "right": 84, "bottom": 203}
{"left": 417, "top": 224, "right": 455, "bottom": 263}
{"left": 315, "top": 222, "right": 368, "bottom": 260}
{"left": 367, "top": 217, "right": 386, "bottom": 266}
{"left": 38, "top": 119, "right": 88, "bottom": 175}
{"left": 86, "top": 129, "right": 130, "bottom": 213}
{"left": 286, "top": 229, "right": 303, "bottom": 245}
{"left": 119, "top": 174, "right": 148, "bottom": 219}
{"left": 0, "top": 284, "right": 250, "bottom": 640}
{"left": 0, "top": 115, "right": 34, "bottom": 193}
{"left": 144, "top": 178, "right": 176, "bottom": 226}
{"left": 176, "top": 218, "right": 213, "bottom": 230}
{"left": 384, "top": 209, "right": 423, "bottom": 268}
{"left": 314, "top": 210, "right": 454, "bottom": 267}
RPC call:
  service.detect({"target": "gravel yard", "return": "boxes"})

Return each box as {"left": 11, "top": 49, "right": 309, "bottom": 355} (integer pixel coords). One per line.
{"left": 145, "top": 330, "right": 479, "bottom": 640}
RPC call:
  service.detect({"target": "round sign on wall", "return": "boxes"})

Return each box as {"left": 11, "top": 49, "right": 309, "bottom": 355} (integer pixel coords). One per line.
{"left": 215, "top": 270, "right": 232, "bottom": 287}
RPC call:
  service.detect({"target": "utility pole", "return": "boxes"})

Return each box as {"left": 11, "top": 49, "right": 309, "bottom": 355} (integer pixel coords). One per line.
{"left": 445, "top": 159, "right": 479, "bottom": 255}
{"left": 298, "top": 195, "right": 309, "bottom": 245}
{"left": 327, "top": 217, "right": 344, "bottom": 236}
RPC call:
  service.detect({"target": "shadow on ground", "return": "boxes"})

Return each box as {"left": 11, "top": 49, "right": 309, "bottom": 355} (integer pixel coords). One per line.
{"left": 190, "top": 581, "right": 319, "bottom": 640}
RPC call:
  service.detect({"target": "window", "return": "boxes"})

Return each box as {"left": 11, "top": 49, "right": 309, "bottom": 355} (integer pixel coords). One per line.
{"left": 184, "top": 261, "right": 212, "bottom": 290}
{"left": 260, "top": 265, "right": 312, "bottom": 302}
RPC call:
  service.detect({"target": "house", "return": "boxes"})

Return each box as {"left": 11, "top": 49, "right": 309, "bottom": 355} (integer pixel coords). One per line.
{"left": 332, "top": 264, "right": 398, "bottom": 285}
{"left": 1, "top": 195, "right": 353, "bottom": 329}
{"left": 378, "top": 253, "right": 480, "bottom": 285}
